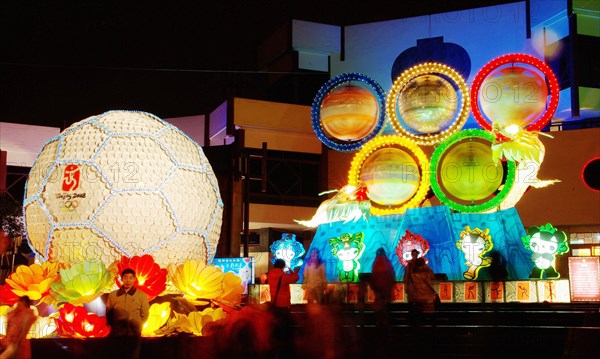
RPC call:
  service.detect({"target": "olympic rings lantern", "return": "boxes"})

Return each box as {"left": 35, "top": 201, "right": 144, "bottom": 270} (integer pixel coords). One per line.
{"left": 312, "top": 73, "right": 387, "bottom": 152}
{"left": 387, "top": 62, "right": 470, "bottom": 146}
{"left": 430, "top": 129, "right": 516, "bottom": 213}
{"left": 470, "top": 53, "right": 559, "bottom": 139}
{"left": 348, "top": 135, "right": 430, "bottom": 215}
{"left": 23, "top": 111, "right": 224, "bottom": 268}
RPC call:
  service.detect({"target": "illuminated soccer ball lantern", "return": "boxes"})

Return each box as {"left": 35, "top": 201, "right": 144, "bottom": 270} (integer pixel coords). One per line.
{"left": 478, "top": 66, "right": 548, "bottom": 130}
{"left": 320, "top": 85, "right": 379, "bottom": 141}
{"left": 399, "top": 74, "right": 457, "bottom": 133}
{"left": 23, "top": 111, "right": 223, "bottom": 268}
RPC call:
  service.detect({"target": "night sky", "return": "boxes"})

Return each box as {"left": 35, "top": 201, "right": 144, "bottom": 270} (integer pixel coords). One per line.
{"left": 0, "top": 1, "right": 515, "bottom": 129}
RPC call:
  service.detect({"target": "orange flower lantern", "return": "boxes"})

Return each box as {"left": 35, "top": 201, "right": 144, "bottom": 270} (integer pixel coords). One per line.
{"left": 55, "top": 303, "right": 110, "bottom": 338}
{"left": 117, "top": 255, "right": 167, "bottom": 300}
{"left": 4, "top": 262, "right": 60, "bottom": 302}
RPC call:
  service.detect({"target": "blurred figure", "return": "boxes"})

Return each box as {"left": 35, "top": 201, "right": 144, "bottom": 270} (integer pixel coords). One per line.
{"left": 370, "top": 247, "right": 395, "bottom": 327}
{"left": 489, "top": 250, "right": 509, "bottom": 282}
{"left": 208, "top": 305, "right": 277, "bottom": 359}
{"left": 302, "top": 249, "right": 327, "bottom": 304}
{"left": 404, "top": 250, "right": 437, "bottom": 324}
{"left": 1, "top": 296, "right": 36, "bottom": 359}
{"left": 295, "top": 302, "right": 359, "bottom": 359}
{"left": 267, "top": 258, "right": 300, "bottom": 358}
{"left": 356, "top": 272, "right": 371, "bottom": 327}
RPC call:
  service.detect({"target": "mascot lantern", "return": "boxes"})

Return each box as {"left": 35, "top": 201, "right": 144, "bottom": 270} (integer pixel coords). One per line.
{"left": 270, "top": 233, "right": 305, "bottom": 272}
{"left": 329, "top": 232, "right": 365, "bottom": 283}
{"left": 456, "top": 226, "right": 494, "bottom": 280}
{"left": 396, "top": 230, "right": 430, "bottom": 266}
{"left": 522, "top": 223, "right": 569, "bottom": 279}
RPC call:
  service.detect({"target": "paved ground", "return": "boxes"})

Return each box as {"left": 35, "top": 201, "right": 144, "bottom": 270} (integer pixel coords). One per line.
{"left": 31, "top": 302, "right": 600, "bottom": 358}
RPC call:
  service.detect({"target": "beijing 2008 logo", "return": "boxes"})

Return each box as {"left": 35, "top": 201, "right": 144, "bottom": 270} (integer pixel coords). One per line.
{"left": 57, "top": 164, "right": 85, "bottom": 213}
{"left": 62, "top": 164, "right": 80, "bottom": 191}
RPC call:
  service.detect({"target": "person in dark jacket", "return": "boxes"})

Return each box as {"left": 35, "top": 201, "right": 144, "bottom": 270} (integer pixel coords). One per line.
{"left": 370, "top": 247, "right": 395, "bottom": 326}
{"left": 404, "top": 250, "right": 437, "bottom": 325}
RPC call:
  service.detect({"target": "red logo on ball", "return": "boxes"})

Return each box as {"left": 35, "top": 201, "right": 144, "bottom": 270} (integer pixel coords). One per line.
{"left": 62, "top": 164, "right": 80, "bottom": 191}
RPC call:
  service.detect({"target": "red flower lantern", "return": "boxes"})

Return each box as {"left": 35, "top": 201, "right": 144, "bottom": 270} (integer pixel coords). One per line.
{"left": 0, "top": 284, "right": 19, "bottom": 306}
{"left": 74, "top": 313, "right": 111, "bottom": 338}
{"left": 55, "top": 303, "right": 110, "bottom": 338}
{"left": 117, "top": 255, "right": 167, "bottom": 300}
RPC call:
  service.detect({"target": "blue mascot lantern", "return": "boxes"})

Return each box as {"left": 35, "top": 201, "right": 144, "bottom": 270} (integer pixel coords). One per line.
{"left": 270, "top": 233, "right": 305, "bottom": 272}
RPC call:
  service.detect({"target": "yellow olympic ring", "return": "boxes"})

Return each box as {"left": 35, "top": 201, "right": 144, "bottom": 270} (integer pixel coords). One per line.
{"left": 61, "top": 199, "right": 80, "bottom": 212}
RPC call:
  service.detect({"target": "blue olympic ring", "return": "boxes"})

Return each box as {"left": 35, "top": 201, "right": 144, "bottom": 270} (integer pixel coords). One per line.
{"left": 311, "top": 73, "right": 387, "bottom": 152}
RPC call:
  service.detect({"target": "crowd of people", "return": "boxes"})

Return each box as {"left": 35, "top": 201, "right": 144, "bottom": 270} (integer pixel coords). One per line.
{"left": 214, "top": 247, "right": 439, "bottom": 358}
{"left": 0, "top": 250, "right": 439, "bottom": 359}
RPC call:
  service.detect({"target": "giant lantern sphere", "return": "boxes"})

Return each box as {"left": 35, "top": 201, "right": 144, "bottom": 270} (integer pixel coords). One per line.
{"left": 430, "top": 129, "right": 516, "bottom": 213}
{"left": 348, "top": 135, "right": 430, "bottom": 215}
{"left": 320, "top": 85, "right": 379, "bottom": 141}
{"left": 470, "top": 53, "right": 559, "bottom": 136}
{"left": 479, "top": 66, "right": 548, "bottom": 130}
{"left": 399, "top": 74, "right": 458, "bottom": 133}
{"left": 360, "top": 147, "right": 420, "bottom": 205}
{"left": 23, "top": 111, "right": 224, "bottom": 268}
{"left": 312, "top": 73, "right": 386, "bottom": 152}
{"left": 387, "top": 62, "right": 470, "bottom": 146}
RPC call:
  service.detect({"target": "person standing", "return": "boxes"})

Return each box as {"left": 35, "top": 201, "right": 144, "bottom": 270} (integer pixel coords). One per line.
{"left": 1, "top": 296, "right": 36, "bottom": 359}
{"left": 370, "top": 248, "right": 395, "bottom": 326}
{"left": 404, "top": 250, "right": 437, "bottom": 324}
{"left": 302, "top": 249, "right": 327, "bottom": 304}
{"left": 267, "top": 258, "right": 299, "bottom": 358}
{"left": 106, "top": 268, "right": 150, "bottom": 336}
{"left": 267, "top": 258, "right": 300, "bottom": 309}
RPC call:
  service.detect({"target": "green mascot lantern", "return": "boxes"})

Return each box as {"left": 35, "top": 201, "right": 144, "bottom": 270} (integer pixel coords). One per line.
{"left": 522, "top": 223, "right": 569, "bottom": 279}
{"left": 329, "top": 232, "right": 365, "bottom": 282}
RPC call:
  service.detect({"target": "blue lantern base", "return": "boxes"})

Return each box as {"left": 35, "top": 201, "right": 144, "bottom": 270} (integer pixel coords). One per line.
{"left": 301, "top": 206, "right": 534, "bottom": 282}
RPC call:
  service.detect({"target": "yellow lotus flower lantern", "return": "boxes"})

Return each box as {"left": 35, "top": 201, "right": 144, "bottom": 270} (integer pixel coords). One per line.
{"left": 141, "top": 302, "right": 172, "bottom": 337}
{"left": 181, "top": 307, "right": 226, "bottom": 336}
{"left": 215, "top": 272, "right": 244, "bottom": 308}
{"left": 168, "top": 260, "right": 224, "bottom": 305}
{"left": 0, "top": 305, "right": 10, "bottom": 336}
{"left": 0, "top": 305, "right": 55, "bottom": 339}
{"left": 29, "top": 315, "right": 58, "bottom": 338}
